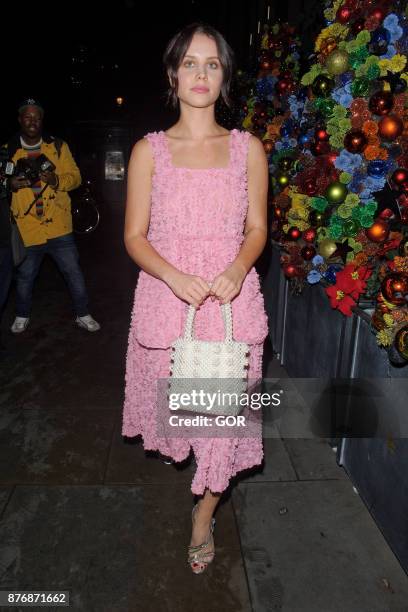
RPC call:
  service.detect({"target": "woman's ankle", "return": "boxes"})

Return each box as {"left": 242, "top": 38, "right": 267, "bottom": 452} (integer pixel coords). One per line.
{"left": 194, "top": 504, "right": 214, "bottom": 524}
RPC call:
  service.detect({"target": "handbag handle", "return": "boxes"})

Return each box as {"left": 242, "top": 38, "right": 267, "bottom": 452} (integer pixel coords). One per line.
{"left": 184, "top": 300, "right": 233, "bottom": 342}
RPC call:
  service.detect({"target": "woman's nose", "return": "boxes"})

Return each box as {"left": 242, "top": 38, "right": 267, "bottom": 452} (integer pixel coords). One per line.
{"left": 196, "top": 67, "right": 208, "bottom": 78}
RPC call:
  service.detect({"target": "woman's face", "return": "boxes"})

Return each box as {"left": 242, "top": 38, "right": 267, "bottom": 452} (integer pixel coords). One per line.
{"left": 174, "top": 32, "right": 224, "bottom": 108}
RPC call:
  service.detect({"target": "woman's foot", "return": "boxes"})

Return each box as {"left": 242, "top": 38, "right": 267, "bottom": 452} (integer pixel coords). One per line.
{"left": 188, "top": 503, "right": 216, "bottom": 574}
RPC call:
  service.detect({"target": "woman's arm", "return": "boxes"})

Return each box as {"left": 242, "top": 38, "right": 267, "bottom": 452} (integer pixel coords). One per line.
{"left": 124, "top": 138, "right": 180, "bottom": 283}
{"left": 233, "top": 134, "right": 269, "bottom": 274}
{"left": 210, "top": 134, "right": 269, "bottom": 304}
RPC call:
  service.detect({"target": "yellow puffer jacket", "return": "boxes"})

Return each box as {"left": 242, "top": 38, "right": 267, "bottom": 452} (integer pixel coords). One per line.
{"left": 9, "top": 139, "right": 81, "bottom": 246}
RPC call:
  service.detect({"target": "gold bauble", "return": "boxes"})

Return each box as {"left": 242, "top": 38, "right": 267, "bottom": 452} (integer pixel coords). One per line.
{"left": 325, "top": 181, "right": 348, "bottom": 205}
{"left": 325, "top": 49, "right": 349, "bottom": 76}
{"left": 276, "top": 173, "right": 290, "bottom": 188}
{"left": 318, "top": 238, "right": 338, "bottom": 258}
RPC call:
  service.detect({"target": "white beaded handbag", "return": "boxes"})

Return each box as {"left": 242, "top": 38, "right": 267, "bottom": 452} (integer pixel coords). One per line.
{"left": 167, "top": 299, "right": 250, "bottom": 417}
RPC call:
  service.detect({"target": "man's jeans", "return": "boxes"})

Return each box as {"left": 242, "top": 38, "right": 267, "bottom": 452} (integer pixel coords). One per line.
{"left": 15, "top": 233, "right": 89, "bottom": 318}
{"left": 0, "top": 244, "right": 13, "bottom": 315}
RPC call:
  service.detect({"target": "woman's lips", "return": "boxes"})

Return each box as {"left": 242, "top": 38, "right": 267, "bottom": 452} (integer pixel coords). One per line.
{"left": 191, "top": 87, "right": 209, "bottom": 93}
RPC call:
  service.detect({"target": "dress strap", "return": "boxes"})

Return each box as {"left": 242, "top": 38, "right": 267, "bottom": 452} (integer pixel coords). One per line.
{"left": 230, "top": 129, "right": 251, "bottom": 173}
{"left": 144, "top": 131, "right": 170, "bottom": 172}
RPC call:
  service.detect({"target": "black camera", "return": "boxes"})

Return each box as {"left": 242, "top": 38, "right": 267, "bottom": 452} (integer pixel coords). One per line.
{"left": 15, "top": 154, "right": 56, "bottom": 184}
{"left": 0, "top": 148, "right": 15, "bottom": 179}
{"left": 0, "top": 158, "right": 15, "bottom": 178}
{"left": 0, "top": 150, "right": 14, "bottom": 198}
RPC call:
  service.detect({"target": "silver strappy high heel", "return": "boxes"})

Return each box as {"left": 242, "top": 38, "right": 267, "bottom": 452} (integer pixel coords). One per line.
{"left": 187, "top": 503, "right": 216, "bottom": 574}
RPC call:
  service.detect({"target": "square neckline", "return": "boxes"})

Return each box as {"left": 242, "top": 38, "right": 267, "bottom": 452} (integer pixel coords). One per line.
{"left": 161, "top": 129, "right": 235, "bottom": 171}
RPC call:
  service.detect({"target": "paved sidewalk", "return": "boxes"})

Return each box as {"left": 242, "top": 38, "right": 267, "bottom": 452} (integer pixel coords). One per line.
{"left": 0, "top": 205, "right": 407, "bottom": 611}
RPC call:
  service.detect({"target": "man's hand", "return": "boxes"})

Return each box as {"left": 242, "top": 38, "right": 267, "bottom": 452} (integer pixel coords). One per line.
{"left": 39, "top": 170, "right": 58, "bottom": 187}
{"left": 10, "top": 176, "right": 31, "bottom": 191}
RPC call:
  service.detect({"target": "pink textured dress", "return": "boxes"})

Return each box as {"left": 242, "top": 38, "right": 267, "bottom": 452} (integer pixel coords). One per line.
{"left": 122, "top": 128, "right": 269, "bottom": 495}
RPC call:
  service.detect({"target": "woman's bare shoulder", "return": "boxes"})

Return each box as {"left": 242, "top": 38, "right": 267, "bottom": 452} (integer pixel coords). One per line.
{"left": 248, "top": 133, "right": 264, "bottom": 150}
{"left": 129, "top": 136, "right": 154, "bottom": 169}
{"left": 131, "top": 135, "right": 152, "bottom": 153}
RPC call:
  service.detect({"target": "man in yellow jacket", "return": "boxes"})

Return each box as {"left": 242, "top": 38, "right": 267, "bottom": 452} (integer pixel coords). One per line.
{"left": 7, "top": 99, "right": 100, "bottom": 333}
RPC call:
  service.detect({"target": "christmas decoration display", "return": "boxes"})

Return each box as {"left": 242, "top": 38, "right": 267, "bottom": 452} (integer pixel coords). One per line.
{"left": 237, "top": 22, "right": 302, "bottom": 143}
{"left": 267, "top": 0, "right": 408, "bottom": 364}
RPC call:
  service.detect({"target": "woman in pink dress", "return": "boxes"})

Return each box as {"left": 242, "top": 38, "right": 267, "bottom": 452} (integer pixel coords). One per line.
{"left": 122, "top": 22, "right": 269, "bottom": 574}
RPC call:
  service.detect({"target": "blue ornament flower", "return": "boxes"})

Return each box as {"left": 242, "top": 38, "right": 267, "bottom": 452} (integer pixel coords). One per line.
{"left": 334, "top": 150, "right": 363, "bottom": 173}
{"left": 339, "top": 93, "right": 353, "bottom": 107}
{"left": 306, "top": 254, "right": 326, "bottom": 285}
{"left": 380, "top": 44, "right": 397, "bottom": 59}
{"left": 331, "top": 81, "right": 353, "bottom": 108}
{"left": 359, "top": 190, "right": 372, "bottom": 201}
{"left": 358, "top": 174, "right": 386, "bottom": 200}
{"left": 288, "top": 95, "right": 305, "bottom": 117}
{"left": 312, "top": 254, "right": 324, "bottom": 266}
{"left": 349, "top": 169, "right": 365, "bottom": 193}
{"left": 307, "top": 269, "right": 322, "bottom": 284}
{"left": 365, "top": 175, "right": 387, "bottom": 191}
{"left": 383, "top": 13, "right": 403, "bottom": 42}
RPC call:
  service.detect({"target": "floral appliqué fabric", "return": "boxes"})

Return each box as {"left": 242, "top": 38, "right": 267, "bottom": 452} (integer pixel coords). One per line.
{"left": 122, "top": 129, "right": 269, "bottom": 495}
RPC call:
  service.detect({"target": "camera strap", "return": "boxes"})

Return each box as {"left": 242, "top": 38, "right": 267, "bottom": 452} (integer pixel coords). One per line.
{"left": 23, "top": 184, "right": 49, "bottom": 216}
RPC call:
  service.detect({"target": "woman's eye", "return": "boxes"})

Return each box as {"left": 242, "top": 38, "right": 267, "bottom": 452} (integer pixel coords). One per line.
{"left": 183, "top": 61, "right": 219, "bottom": 68}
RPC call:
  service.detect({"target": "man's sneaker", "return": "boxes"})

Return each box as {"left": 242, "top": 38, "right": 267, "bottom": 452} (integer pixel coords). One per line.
{"left": 10, "top": 317, "right": 30, "bottom": 334}
{"left": 75, "top": 314, "right": 101, "bottom": 332}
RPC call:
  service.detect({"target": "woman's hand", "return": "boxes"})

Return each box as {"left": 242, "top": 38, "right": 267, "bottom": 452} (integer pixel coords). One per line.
{"left": 166, "top": 271, "right": 212, "bottom": 308}
{"left": 210, "top": 262, "right": 247, "bottom": 304}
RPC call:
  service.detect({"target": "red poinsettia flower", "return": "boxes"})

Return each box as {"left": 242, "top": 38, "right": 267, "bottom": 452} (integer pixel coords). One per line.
{"left": 325, "top": 286, "right": 357, "bottom": 316}
{"left": 334, "top": 264, "right": 372, "bottom": 295}
{"left": 325, "top": 265, "right": 373, "bottom": 316}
